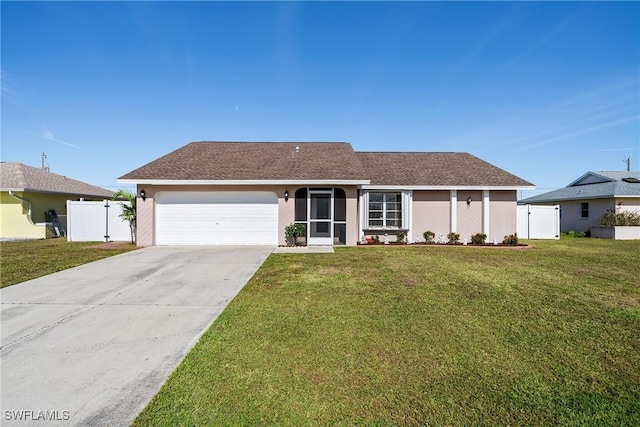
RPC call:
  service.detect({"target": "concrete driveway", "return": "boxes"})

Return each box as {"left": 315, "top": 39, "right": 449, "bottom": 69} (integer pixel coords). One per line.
{"left": 1, "top": 246, "right": 272, "bottom": 426}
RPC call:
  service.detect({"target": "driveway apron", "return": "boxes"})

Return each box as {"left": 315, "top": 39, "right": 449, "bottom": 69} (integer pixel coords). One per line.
{"left": 1, "top": 246, "right": 272, "bottom": 426}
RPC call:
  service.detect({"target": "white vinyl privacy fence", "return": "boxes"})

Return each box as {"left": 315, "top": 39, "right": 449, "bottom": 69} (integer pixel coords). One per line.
{"left": 66, "top": 200, "right": 132, "bottom": 242}
{"left": 517, "top": 204, "right": 560, "bottom": 240}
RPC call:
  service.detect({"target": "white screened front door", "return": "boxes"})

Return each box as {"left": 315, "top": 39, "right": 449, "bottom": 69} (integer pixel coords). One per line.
{"left": 155, "top": 191, "right": 278, "bottom": 245}
{"left": 308, "top": 191, "right": 333, "bottom": 245}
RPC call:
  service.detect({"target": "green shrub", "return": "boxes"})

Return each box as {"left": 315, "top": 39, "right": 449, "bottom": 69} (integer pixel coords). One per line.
{"left": 563, "top": 230, "right": 588, "bottom": 238}
{"left": 447, "top": 232, "right": 460, "bottom": 244}
{"left": 395, "top": 231, "right": 406, "bottom": 244}
{"left": 597, "top": 207, "right": 640, "bottom": 226}
{"left": 423, "top": 230, "right": 435, "bottom": 243}
{"left": 284, "top": 223, "right": 305, "bottom": 245}
{"left": 372, "top": 235, "right": 380, "bottom": 244}
{"left": 471, "top": 233, "right": 487, "bottom": 245}
{"left": 502, "top": 233, "right": 519, "bottom": 245}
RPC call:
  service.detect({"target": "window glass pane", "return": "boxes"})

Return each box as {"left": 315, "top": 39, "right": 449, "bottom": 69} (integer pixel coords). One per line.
{"left": 310, "top": 221, "right": 330, "bottom": 237}
{"left": 370, "top": 193, "right": 383, "bottom": 202}
{"left": 386, "top": 219, "right": 401, "bottom": 228}
{"left": 581, "top": 202, "right": 589, "bottom": 218}
{"left": 334, "top": 188, "right": 346, "bottom": 222}
{"left": 366, "top": 192, "right": 404, "bottom": 230}
{"left": 334, "top": 223, "right": 346, "bottom": 245}
{"left": 311, "top": 194, "right": 331, "bottom": 219}
{"left": 294, "top": 188, "right": 307, "bottom": 221}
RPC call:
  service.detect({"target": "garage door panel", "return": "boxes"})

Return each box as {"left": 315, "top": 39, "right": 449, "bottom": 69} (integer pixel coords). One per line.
{"left": 155, "top": 192, "right": 278, "bottom": 245}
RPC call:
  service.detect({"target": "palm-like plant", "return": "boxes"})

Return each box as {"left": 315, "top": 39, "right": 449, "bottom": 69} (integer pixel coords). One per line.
{"left": 113, "top": 189, "right": 136, "bottom": 244}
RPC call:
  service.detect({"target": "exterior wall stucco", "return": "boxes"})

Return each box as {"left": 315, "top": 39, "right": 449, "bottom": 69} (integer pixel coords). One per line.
{"left": 489, "top": 191, "right": 517, "bottom": 242}
{"left": 411, "top": 191, "right": 450, "bottom": 241}
{"left": 136, "top": 184, "right": 360, "bottom": 247}
{"left": 528, "top": 197, "right": 640, "bottom": 233}
{"left": 558, "top": 199, "right": 615, "bottom": 233}
{"left": 395, "top": 190, "right": 519, "bottom": 243}
{"left": 456, "top": 190, "right": 483, "bottom": 242}
{"left": 0, "top": 192, "right": 46, "bottom": 239}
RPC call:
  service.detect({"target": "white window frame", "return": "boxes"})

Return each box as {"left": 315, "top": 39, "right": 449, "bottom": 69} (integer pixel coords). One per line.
{"left": 580, "top": 202, "right": 589, "bottom": 219}
{"left": 362, "top": 191, "right": 410, "bottom": 230}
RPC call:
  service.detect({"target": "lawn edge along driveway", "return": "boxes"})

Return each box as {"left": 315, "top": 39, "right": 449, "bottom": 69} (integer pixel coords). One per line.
{"left": 0, "top": 246, "right": 272, "bottom": 427}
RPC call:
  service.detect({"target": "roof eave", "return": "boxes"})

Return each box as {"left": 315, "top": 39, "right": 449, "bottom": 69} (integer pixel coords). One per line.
{"left": 360, "top": 185, "right": 536, "bottom": 191}
{"left": 117, "top": 179, "right": 371, "bottom": 186}
{"left": 2, "top": 188, "right": 112, "bottom": 197}
{"left": 521, "top": 194, "right": 640, "bottom": 204}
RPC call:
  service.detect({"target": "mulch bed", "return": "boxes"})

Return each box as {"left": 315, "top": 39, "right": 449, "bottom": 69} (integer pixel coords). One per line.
{"left": 358, "top": 243, "right": 531, "bottom": 249}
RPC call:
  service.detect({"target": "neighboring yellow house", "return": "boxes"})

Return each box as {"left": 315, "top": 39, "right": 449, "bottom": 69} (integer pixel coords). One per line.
{"left": 1, "top": 162, "right": 114, "bottom": 240}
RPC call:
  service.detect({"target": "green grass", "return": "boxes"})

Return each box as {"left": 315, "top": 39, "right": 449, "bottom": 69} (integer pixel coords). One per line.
{"left": 133, "top": 239, "right": 640, "bottom": 426}
{"left": 0, "top": 238, "right": 136, "bottom": 288}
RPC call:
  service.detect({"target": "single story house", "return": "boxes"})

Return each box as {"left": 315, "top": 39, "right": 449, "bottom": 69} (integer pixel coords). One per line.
{"left": 1, "top": 162, "right": 114, "bottom": 240}
{"left": 117, "top": 142, "right": 534, "bottom": 247}
{"left": 518, "top": 171, "right": 640, "bottom": 233}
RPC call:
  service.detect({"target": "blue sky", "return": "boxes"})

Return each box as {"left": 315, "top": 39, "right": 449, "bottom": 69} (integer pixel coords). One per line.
{"left": 2, "top": 1, "right": 638, "bottom": 197}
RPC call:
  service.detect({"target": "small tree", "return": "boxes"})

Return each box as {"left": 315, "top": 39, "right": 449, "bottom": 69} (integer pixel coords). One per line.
{"left": 113, "top": 189, "right": 136, "bottom": 244}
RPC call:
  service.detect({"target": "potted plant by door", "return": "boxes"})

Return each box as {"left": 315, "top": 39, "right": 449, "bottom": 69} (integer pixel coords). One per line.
{"left": 284, "top": 223, "right": 305, "bottom": 246}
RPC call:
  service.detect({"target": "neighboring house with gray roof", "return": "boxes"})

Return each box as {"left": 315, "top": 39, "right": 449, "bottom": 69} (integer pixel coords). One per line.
{"left": 1, "top": 162, "right": 114, "bottom": 240}
{"left": 519, "top": 171, "right": 640, "bottom": 233}
{"left": 118, "top": 141, "right": 534, "bottom": 247}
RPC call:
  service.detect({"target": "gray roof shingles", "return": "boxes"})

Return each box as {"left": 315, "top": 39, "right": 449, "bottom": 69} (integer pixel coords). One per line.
{"left": 520, "top": 171, "right": 640, "bottom": 203}
{"left": 119, "top": 142, "right": 533, "bottom": 187}
{"left": 1, "top": 162, "right": 114, "bottom": 198}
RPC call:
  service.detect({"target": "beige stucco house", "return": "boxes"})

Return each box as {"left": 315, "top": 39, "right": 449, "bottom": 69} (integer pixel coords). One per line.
{"left": 0, "top": 162, "right": 114, "bottom": 240}
{"left": 118, "top": 141, "right": 534, "bottom": 247}
{"left": 519, "top": 171, "right": 640, "bottom": 233}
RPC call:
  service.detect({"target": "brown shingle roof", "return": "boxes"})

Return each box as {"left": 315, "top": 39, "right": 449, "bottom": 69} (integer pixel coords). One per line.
{"left": 119, "top": 142, "right": 370, "bottom": 181}
{"left": 356, "top": 152, "right": 534, "bottom": 187}
{"left": 1, "top": 162, "right": 114, "bottom": 197}
{"left": 118, "top": 142, "right": 533, "bottom": 187}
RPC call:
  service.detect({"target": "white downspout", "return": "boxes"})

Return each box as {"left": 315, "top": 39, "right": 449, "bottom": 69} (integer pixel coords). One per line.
{"left": 8, "top": 190, "right": 33, "bottom": 220}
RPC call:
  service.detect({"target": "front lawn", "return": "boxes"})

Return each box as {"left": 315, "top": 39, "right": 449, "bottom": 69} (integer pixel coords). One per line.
{"left": 0, "top": 238, "right": 136, "bottom": 288}
{"left": 134, "top": 239, "right": 640, "bottom": 426}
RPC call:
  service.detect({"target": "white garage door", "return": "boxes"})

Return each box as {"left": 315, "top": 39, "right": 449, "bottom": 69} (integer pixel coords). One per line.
{"left": 155, "top": 191, "right": 278, "bottom": 245}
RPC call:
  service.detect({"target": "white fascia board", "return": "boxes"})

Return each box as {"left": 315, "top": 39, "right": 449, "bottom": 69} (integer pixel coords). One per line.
{"left": 116, "top": 179, "right": 370, "bottom": 186}
{"left": 360, "top": 185, "right": 536, "bottom": 191}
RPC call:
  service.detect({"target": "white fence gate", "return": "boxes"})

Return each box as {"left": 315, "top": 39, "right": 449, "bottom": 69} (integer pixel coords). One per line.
{"left": 66, "top": 200, "right": 132, "bottom": 242}
{"left": 517, "top": 204, "right": 560, "bottom": 240}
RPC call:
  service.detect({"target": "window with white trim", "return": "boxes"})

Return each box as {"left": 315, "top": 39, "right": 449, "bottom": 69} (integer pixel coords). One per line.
{"left": 580, "top": 202, "right": 589, "bottom": 218}
{"left": 366, "top": 192, "right": 403, "bottom": 229}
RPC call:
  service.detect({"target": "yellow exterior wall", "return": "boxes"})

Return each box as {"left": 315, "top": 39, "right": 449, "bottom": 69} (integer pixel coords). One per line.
{"left": 0, "top": 191, "right": 108, "bottom": 239}
{"left": 0, "top": 192, "right": 46, "bottom": 239}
